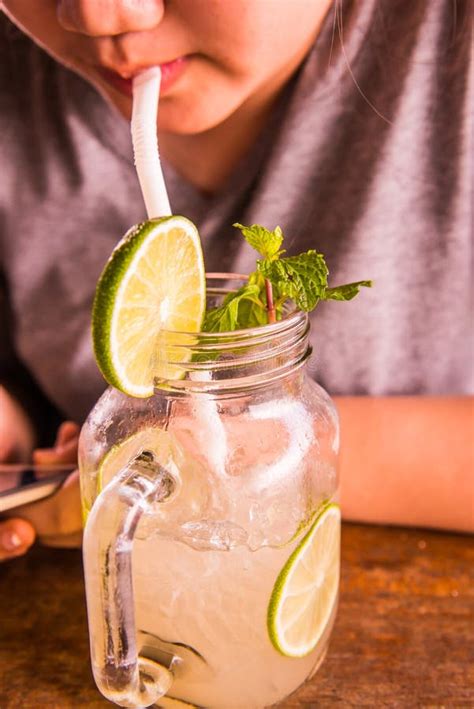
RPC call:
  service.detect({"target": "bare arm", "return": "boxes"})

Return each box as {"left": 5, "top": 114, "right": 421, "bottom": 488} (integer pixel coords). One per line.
{"left": 336, "top": 396, "right": 474, "bottom": 533}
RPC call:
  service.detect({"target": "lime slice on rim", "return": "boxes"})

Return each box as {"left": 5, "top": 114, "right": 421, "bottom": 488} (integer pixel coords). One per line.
{"left": 267, "top": 503, "right": 340, "bottom": 658}
{"left": 93, "top": 216, "right": 206, "bottom": 397}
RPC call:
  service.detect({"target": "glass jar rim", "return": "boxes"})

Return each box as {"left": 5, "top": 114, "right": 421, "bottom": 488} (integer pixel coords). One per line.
{"left": 159, "top": 272, "right": 306, "bottom": 340}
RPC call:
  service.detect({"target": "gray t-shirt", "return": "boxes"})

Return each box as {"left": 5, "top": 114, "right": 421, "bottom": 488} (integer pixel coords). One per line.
{"left": 0, "top": 0, "right": 472, "bottom": 427}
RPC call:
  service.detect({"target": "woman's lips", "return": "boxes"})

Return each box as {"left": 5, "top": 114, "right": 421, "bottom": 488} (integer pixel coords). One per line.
{"left": 96, "top": 57, "right": 188, "bottom": 97}
{"left": 97, "top": 68, "right": 134, "bottom": 96}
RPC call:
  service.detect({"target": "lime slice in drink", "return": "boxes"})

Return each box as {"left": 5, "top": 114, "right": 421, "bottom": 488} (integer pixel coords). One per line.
{"left": 93, "top": 216, "right": 206, "bottom": 397}
{"left": 97, "top": 427, "right": 174, "bottom": 492}
{"left": 80, "top": 428, "right": 169, "bottom": 523}
{"left": 267, "top": 503, "right": 340, "bottom": 657}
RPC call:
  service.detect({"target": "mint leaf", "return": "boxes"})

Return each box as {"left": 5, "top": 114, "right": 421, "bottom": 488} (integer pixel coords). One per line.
{"left": 234, "top": 223, "right": 284, "bottom": 259}
{"left": 258, "top": 250, "right": 329, "bottom": 311}
{"left": 203, "top": 224, "right": 372, "bottom": 333}
{"left": 237, "top": 296, "right": 270, "bottom": 328}
{"left": 323, "top": 281, "right": 373, "bottom": 301}
{"left": 202, "top": 284, "right": 264, "bottom": 333}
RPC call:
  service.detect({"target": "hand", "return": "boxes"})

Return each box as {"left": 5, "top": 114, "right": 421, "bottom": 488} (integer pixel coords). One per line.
{"left": 0, "top": 421, "right": 82, "bottom": 561}
{"left": 33, "top": 420, "right": 79, "bottom": 467}
{"left": 0, "top": 385, "right": 35, "bottom": 462}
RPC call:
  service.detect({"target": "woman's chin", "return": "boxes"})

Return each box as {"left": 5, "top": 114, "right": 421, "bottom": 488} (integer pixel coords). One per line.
{"left": 83, "top": 70, "right": 245, "bottom": 138}
{"left": 158, "top": 98, "right": 245, "bottom": 137}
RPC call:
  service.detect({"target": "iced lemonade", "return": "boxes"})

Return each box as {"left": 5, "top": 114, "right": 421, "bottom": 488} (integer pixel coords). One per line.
{"left": 82, "top": 407, "right": 340, "bottom": 709}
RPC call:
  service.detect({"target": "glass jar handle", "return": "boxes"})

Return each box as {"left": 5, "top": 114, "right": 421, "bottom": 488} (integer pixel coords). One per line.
{"left": 83, "top": 452, "right": 177, "bottom": 708}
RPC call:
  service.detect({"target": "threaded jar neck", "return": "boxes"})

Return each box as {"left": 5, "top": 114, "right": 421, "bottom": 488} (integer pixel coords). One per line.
{"left": 152, "top": 274, "right": 311, "bottom": 394}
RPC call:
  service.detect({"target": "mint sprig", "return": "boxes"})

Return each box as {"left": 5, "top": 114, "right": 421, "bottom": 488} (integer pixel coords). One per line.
{"left": 234, "top": 223, "right": 284, "bottom": 259}
{"left": 202, "top": 223, "right": 372, "bottom": 332}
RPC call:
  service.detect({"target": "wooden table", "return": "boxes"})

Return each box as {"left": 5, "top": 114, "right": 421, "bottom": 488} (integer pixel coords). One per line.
{"left": 0, "top": 523, "right": 472, "bottom": 708}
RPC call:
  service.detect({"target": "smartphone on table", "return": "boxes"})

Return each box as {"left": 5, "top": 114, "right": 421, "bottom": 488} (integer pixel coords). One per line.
{"left": 0, "top": 464, "right": 76, "bottom": 512}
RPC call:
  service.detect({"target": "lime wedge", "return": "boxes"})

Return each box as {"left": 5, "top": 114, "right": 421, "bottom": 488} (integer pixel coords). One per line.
{"left": 92, "top": 216, "right": 206, "bottom": 397}
{"left": 97, "top": 427, "right": 175, "bottom": 492}
{"left": 80, "top": 428, "right": 170, "bottom": 524}
{"left": 267, "top": 503, "right": 340, "bottom": 657}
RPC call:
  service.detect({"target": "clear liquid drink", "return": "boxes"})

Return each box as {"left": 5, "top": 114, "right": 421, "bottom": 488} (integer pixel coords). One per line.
{"left": 80, "top": 276, "right": 340, "bottom": 709}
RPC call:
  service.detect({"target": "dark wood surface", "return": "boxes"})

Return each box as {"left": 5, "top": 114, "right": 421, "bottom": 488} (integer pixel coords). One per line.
{"left": 0, "top": 523, "right": 472, "bottom": 708}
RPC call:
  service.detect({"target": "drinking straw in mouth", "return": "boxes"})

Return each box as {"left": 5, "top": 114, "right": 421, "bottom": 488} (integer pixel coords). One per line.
{"left": 131, "top": 67, "right": 172, "bottom": 219}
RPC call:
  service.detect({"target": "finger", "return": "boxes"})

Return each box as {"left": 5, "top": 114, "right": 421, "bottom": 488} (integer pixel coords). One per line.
{"left": 33, "top": 439, "right": 78, "bottom": 465}
{"left": 0, "top": 518, "right": 36, "bottom": 562}
{"left": 55, "top": 427, "right": 80, "bottom": 461}
{"left": 6, "top": 470, "right": 82, "bottom": 540}
{"left": 38, "top": 435, "right": 79, "bottom": 464}
{"left": 33, "top": 421, "right": 80, "bottom": 465}
{"left": 55, "top": 421, "right": 80, "bottom": 447}
{"left": 32, "top": 447, "right": 60, "bottom": 464}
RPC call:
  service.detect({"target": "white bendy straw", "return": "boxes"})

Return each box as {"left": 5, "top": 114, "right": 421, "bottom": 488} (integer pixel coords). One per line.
{"left": 131, "top": 67, "right": 171, "bottom": 218}
{"left": 132, "top": 71, "right": 225, "bottom": 455}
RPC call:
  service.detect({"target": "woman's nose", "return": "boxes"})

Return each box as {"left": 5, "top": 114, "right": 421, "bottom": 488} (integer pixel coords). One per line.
{"left": 56, "top": 0, "right": 165, "bottom": 37}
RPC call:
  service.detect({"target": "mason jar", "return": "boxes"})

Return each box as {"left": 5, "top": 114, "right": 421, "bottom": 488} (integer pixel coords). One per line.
{"left": 79, "top": 274, "right": 340, "bottom": 709}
